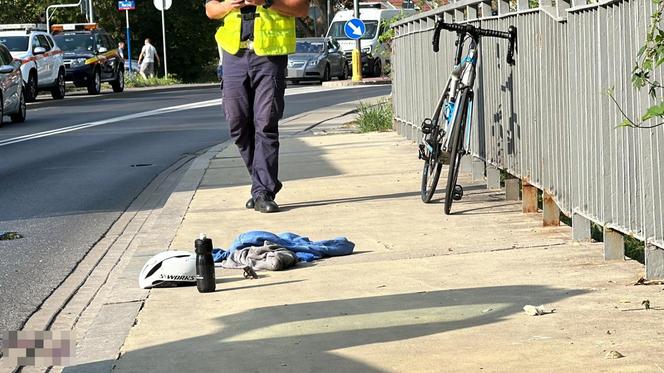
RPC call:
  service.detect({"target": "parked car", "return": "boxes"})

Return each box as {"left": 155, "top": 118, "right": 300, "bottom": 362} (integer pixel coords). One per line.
{"left": 287, "top": 38, "right": 348, "bottom": 84}
{"left": 0, "top": 43, "right": 26, "bottom": 124}
{"left": 52, "top": 23, "right": 124, "bottom": 95}
{"left": 0, "top": 24, "right": 66, "bottom": 101}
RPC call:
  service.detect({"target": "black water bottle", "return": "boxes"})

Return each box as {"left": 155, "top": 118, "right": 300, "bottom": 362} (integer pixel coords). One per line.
{"left": 195, "top": 233, "right": 216, "bottom": 293}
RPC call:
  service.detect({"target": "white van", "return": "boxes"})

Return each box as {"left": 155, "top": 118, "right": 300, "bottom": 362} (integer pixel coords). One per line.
{"left": 325, "top": 3, "right": 415, "bottom": 77}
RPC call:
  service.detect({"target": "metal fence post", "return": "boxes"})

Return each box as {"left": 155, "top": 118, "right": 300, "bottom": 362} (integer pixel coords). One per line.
{"left": 472, "top": 158, "right": 485, "bottom": 181}
{"left": 603, "top": 228, "right": 625, "bottom": 261}
{"left": 505, "top": 177, "right": 520, "bottom": 201}
{"left": 645, "top": 244, "right": 664, "bottom": 280}
{"left": 543, "top": 192, "right": 561, "bottom": 226}
{"left": 487, "top": 165, "right": 501, "bottom": 190}
{"left": 522, "top": 181, "right": 538, "bottom": 213}
{"left": 572, "top": 212, "right": 592, "bottom": 241}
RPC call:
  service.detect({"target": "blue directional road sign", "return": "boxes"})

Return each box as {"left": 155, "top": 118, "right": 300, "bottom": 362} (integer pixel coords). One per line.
{"left": 118, "top": 0, "right": 136, "bottom": 11}
{"left": 344, "top": 18, "right": 366, "bottom": 40}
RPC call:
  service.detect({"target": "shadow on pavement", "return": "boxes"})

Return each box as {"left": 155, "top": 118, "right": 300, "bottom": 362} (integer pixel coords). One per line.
{"left": 64, "top": 285, "right": 586, "bottom": 373}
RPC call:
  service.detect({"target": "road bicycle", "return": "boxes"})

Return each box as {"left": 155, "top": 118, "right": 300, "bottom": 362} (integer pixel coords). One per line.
{"left": 418, "top": 19, "right": 517, "bottom": 214}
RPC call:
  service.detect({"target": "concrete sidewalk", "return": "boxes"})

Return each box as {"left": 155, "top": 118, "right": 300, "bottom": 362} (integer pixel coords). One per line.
{"left": 76, "top": 102, "right": 662, "bottom": 372}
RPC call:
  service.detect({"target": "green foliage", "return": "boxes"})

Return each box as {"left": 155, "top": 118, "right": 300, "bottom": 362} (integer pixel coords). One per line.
{"left": 610, "top": 0, "right": 664, "bottom": 129}
{"left": 356, "top": 99, "right": 393, "bottom": 133}
{"left": 125, "top": 73, "right": 182, "bottom": 88}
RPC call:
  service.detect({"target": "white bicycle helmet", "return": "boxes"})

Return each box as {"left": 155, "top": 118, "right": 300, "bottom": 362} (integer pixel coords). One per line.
{"left": 139, "top": 251, "right": 197, "bottom": 289}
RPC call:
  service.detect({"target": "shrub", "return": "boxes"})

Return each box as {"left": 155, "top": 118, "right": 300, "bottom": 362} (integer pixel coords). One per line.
{"left": 125, "top": 73, "right": 182, "bottom": 88}
{"left": 356, "top": 99, "right": 394, "bottom": 133}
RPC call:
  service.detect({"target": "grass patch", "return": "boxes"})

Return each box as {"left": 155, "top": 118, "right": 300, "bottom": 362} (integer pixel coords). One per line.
{"left": 125, "top": 74, "right": 182, "bottom": 88}
{"left": 356, "top": 99, "right": 393, "bottom": 133}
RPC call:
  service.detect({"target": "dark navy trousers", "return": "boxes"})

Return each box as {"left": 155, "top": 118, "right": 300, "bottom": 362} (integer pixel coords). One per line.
{"left": 222, "top": 50, "right": 287, "bottom": 199}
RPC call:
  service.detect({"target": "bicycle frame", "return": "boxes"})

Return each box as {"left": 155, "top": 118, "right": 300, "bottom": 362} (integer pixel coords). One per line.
{"left": 441, "top": 34, "right": 478, "bottom": 154}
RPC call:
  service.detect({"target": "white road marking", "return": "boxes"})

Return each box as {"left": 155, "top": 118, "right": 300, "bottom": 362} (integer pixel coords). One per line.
{"left": 0, "top": 84, "right": 386, "bottom": 148}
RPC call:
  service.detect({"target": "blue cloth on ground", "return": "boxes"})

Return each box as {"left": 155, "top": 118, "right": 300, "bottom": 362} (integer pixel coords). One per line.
{"left": 212, "top": 231, "right": 354, "bottom": 263}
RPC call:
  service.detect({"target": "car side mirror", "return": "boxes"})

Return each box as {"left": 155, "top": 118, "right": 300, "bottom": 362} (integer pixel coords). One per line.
{"left": 98, "top": 46, "right": 108, "bottom": 54}
{"left": 33, "top": 47, "right": 47, "bottom": 55}
{"left": 0, "top": 65, "right": 14, "bottom": 74}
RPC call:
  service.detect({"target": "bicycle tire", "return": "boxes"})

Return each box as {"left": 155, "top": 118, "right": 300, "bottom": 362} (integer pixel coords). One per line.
{"left": 420, "top": 90, "right": 449, "bottom": 203}
{"left": 421, "top": 131, "right": 442, "bottom": 203}
{"left": 444, "top": 89, "right": 469, "bottom": 215}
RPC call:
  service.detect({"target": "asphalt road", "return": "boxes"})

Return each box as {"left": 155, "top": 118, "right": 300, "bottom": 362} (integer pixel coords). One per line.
{"left": 0, "top": 83, "right": 390, "bottom": 333}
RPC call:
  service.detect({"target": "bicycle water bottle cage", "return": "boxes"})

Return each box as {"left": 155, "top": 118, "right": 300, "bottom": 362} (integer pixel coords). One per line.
{"left": 421, "top": 118, "right": 433, "bottom": 134}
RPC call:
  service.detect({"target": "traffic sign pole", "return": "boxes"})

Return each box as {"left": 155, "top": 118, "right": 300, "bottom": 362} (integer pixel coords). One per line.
{"left": 126, "top": 10, "right": 132, "bottom": 72}
{"left": 352, "top": 0, "right": 362, "bottom": 81}
{"left": 161, "top": 0, "right": 168, "bottom": 76}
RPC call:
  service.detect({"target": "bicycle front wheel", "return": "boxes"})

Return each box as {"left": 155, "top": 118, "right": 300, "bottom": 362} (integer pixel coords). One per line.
{"left": 444, "top": 90, "right": 469, "bottom": 215}
{"left": 421, "top": 137, "right": 442, "bottom": 203}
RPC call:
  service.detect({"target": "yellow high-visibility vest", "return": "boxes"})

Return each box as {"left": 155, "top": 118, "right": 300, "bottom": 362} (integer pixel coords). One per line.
{"left": 215, "top": 7, "right": 296, "bottom": 56}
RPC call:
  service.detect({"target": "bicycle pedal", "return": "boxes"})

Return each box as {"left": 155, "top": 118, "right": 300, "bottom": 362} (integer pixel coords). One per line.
{"left": 421, "top": 118, "right": 433, "bottom": 134}
{"left": 452, "top": 185, "right": 464, "bottom": 201}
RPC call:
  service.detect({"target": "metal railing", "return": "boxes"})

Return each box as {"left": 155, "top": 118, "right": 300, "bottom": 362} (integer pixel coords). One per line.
{"left": 391, "top": 0, "right": 664, "bottom": 277}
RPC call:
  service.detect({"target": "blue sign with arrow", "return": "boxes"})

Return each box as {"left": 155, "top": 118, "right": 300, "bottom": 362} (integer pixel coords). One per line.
{"left": 344, "top": 18, "right": 366, "bottom": 40}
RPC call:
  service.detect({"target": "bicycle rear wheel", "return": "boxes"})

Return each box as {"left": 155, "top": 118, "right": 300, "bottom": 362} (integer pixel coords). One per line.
{"left": 444, "top": 89, "right": 469, "bottom": 215}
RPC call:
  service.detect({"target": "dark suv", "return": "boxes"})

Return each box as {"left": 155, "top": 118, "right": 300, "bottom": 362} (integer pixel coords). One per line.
{"left": 52, "top": 24, "right": 124, "bottom": 95}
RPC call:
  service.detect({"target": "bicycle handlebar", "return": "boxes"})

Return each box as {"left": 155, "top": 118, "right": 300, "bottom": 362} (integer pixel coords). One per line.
{"left": 432, "top": 21, "right": 517, "bottom": 65}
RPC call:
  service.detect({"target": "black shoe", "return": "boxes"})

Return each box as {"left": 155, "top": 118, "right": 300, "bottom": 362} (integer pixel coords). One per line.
{"left": 254, "top": 193, "right": 280, "bottom": 213}
{"left": 245, "top": 198, "right": 254, "bottom": 209}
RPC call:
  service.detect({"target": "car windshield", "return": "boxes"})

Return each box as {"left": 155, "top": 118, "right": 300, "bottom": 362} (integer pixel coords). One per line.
{"left": 296, "top": 41, "right": 325, "bottom": 54}
{"left": 54, "top": 34, "right": 94, "bottom": 52}
{"left": 0, "top": 36, "right": 29, "bottom": 52}
{"left": 327, "top": 21, "right": 378, "bottom": 40}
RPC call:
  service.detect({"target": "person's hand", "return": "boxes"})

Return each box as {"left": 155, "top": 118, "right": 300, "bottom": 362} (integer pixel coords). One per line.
{"left": 243, "top": 0, "right": 265, "bottom": 6}
{"left": 229, "top": 0, "right": 246, "bottom": 9}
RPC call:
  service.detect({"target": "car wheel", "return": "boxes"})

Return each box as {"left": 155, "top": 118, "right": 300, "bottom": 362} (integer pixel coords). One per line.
{"left": 25, "top": 72, "right": 38, "bottom": 102}
{"left": 87, "top": 69, "right": 101, "bottom": 95}
{"left": 373, "top": 59, "right": 382, "bottom": 77}
{"left": 321, "top": 65, "right": 330, "bottom": 83}
{"left": 338, "top": 63, "right": 349, "bottom": 80}
{"left": 51, "top": 69, "right": 66, "bottom": 99}
{"left": 10, "top": 89, "right": 26, "bottom": 123}
{"left": 111, "top": 68, "right": 125, "bottom": 93}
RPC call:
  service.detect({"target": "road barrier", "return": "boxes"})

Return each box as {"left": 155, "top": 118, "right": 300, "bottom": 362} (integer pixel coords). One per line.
{"left": 392, "top": 0, "right": 664, "bottom": 278}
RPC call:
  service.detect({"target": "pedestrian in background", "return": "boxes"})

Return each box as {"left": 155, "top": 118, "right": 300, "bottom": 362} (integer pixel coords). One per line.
{"left": 205, "top": 0, "right": 309, "bottom": 213}
{"left": 118, "top": 41, "right": 126, "bottom": 61}
{"left": 138, "top": 38, "right": 160, "bottom": 79}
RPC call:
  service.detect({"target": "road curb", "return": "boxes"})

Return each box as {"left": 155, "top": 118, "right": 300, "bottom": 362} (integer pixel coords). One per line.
{"left": 0, "top": 140, "right": 229, "bottom": 373}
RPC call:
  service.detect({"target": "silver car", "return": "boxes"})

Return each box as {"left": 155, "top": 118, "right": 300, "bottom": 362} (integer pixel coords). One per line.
{"left": 287, "top": 38, "right": 348, "bottom": 84}
{"left": 0, "top": 43, "right": 26, "bottom": 124}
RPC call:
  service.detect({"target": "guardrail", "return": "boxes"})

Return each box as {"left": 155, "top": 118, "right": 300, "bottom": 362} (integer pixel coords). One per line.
{"left": 391, "top": 0, "right": 664, "bottom": 279}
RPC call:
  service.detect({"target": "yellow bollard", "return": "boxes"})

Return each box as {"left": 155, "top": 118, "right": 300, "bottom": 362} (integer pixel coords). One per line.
{"left": 352, "top": 48, "right": 362, "bottom": 81}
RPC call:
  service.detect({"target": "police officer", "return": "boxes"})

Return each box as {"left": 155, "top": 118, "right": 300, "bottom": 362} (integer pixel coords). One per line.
{"left": 206, "top": 0, "right": 309, "bottom": 213}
